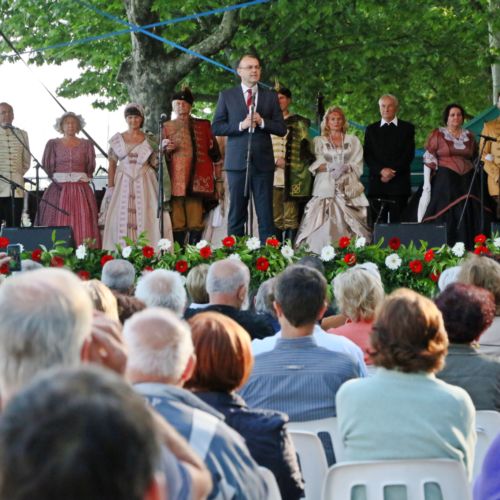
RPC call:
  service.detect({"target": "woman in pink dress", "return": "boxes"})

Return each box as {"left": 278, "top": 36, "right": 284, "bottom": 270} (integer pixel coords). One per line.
{"left": 36, "top": 111, "right": 101, "bottom": 247}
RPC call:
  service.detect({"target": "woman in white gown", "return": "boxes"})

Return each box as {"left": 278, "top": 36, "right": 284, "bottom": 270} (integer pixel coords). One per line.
{"left": 295, "top": 106, "right": 371, "bottom": 253}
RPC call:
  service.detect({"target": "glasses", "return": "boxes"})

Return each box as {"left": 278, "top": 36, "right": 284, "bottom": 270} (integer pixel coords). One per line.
{"left": 238, "top": 65, "right": 261, "bottom": 70}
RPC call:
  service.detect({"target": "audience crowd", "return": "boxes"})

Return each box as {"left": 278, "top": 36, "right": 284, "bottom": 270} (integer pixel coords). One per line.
{"left": 0, "top": 249, "right": 499, "bottom": 499}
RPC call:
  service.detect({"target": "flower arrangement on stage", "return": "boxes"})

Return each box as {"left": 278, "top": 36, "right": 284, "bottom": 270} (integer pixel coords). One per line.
{"left": 6, "top": 231, "right": 500, "bottom": 297}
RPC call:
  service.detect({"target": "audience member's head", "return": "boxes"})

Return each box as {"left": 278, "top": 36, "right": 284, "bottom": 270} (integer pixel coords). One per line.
{"left": 0, "top": 366, "right": 164, "bottom": 500}
{"left": 254, "top": 277, "right": 276, "bottom": 318}
{"left": 83, "top": 279, "right": 120, "bottom": 322}
{"left": 458, "top": 254, "right": 500, "bottom": 315}
{"left": 274, "top": 265, "right": 327, "bottom": 327}
{"left": 101, "top": 259, "right": 136, "bottom": 294}
{"left": 135, "top": 269, "right": 187, "bottom": 316}
{"left": 352, "top": 261, "right": 382, "bottom": 283}
{"left": 124, "top": 308, "right": 194, "bottom": 386}
{"left": 438, "top": 265, "right": 461, "bottom": 292}
{"left": 186, "top": 264, "right": 210, "bottom": 305}
{"left": 435, "top": 283, "right": 495, "bottom": 344}
{"left": 371, "top": 288, "right": 448, "bottom": 374}
{"left": 333, "top": 268, "right": 384, "bottom": 322}
{"left": 20, "top": 259, "right": 43, "bottom": 272}
{"left": 0, "top": 268, "right": 93, "bottom": 399}
{"left": 186, "top": 312, "right": 253, "bottom": 393}
{"left": 114, "top": 292, "right": 146, "bottom": 324}
{"left": 297, "top": 255, "right": 326, "bottom": 276}
{"left": 206, "top": 259, "right": 250, "bottom": 310}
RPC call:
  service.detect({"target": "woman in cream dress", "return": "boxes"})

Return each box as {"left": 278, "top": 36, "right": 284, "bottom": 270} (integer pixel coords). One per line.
{"left": 295, "top": 106, "right": 370, "bottom": 253}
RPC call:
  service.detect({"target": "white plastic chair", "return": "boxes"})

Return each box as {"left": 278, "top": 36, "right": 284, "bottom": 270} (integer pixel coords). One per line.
{"left": 287, "top": 417, "right": 345, "bottom": 462}
{"left": 288, "top": 430, "right": 328, "bottom": 500}
{"left": 473, "top": 410, "right": 500, "bottom": 480}
{"left": 258, "top": 466, "right": 281, "bottom": 500}
{"left": 322, "top": 459, "right": 471, "bottom": 500}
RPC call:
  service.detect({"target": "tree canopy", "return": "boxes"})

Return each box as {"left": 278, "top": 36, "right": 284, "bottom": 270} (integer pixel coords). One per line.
{"left": 1, "top": 0, "right": 499, "bottom": 143}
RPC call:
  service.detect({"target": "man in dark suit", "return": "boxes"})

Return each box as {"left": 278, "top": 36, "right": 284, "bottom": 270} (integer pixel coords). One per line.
{"left": 364, "top": 94, "right": 415, "bottom": 224}
{"left": 212, "top": 54, "right": 287, "bottom": 242}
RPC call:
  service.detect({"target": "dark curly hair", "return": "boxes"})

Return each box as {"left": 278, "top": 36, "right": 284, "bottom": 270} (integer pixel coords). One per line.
{"left": 370, "top": 288, "right": 448, "bottom": 373}
{"left": 442, "top": 103, "right": 465, "bottom": 126}
{"left": 435, "top": 283, "right": 495, "bottom": 343}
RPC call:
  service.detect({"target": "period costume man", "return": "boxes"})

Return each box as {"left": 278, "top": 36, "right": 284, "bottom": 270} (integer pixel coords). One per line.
{"left": 364, "top": 94, "right": 415, "bottom": 224}
{"left": 0, "top": 102, "right": 30, "bottom": 227}
{"left": 212, "top": 54, "right": 287, "bottom": 242}
{"left": 163, "top": 88, "right": 222, "bottom": 246}
{"left": 271, "top": 86, "right": 313, "bottom": 243}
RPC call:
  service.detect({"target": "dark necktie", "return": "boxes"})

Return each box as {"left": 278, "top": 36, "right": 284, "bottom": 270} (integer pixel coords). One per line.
{"left": 246, "top": 88, "right": 253, "bottom": 108}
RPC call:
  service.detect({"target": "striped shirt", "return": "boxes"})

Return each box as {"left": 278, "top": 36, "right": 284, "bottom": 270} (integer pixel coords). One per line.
{"left": 240, "top": 335, "right": 360, "bottom": 422}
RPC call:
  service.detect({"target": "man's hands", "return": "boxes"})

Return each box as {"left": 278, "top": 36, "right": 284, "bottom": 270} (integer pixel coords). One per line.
{"left": 275, "top": 157, "right": 285, "bottom": 169}
{"left": 380, "top": 167, "right": 396, "bottom": 183}
{"left": 240, "top": 112, "right": 263, "bottom": 131}
{"left": 162, "top": 138, "right": 176, "bottom": 152}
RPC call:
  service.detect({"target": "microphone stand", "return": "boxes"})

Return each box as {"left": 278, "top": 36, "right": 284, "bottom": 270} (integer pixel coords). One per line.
{"left": 457, "top": 138, "right": 489, "bottom": 233}
{"left": 156, "top": 115, "right": 167, "bottom": 238}
{"left": 244, "top": 91, "right": 256, "bottom": 237}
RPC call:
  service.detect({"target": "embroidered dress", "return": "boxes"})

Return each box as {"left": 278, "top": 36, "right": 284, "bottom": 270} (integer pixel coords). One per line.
{"left": 422, "top": 127, "right": 493, "bottom": 248}
{"left": 36, "top": 138, "right": 101, "bottom": 247}
{"left": 102, "top": 133, "right": 160, "bottom": 250}
{"left": 295, "top": 135, "right": 370, "bottom": 253}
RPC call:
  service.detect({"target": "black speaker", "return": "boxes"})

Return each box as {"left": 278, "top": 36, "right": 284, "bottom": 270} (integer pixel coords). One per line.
{"left": 492, "top": 222, "right": 500, "bottom": 236}
{"left": 374, "top": 223, "right": 447, "bottom": 247}
{"left": 0, "top": 227, "right": 74, "bottom": 251}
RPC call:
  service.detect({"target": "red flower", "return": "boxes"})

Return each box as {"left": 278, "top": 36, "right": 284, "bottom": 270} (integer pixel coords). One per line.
{"left": 409, "top": 259, "right": 423, "bottom": 274}
{"left": 200, "top": 246, "right": 212, "bottom": 259}
{"left": 338, "top": 236, "right": 351, "bottom": 249}
{"left": 76, "top": 270, "right": 90, "bottom": 281}
{"left": 0, "top": 263, "right": 9, "bottom": 275}
{"left": 343, "top": 253, "right": 357, "bottom": 265}
{"left": 256, "top": 256, "right": 270, "bottom": 272}
{"left": 0, "top": 237, "right": 9, "bottom": 248}
{"left": 143, "top": 266, "right": 153, "bottom": 272}
{"left": 142, "top": 245, "right": 155, "bottom": 259}
{"left": 424, "top": 249, "right": 435, "bottom": 262}
{"left": 175, "top": 260, "right": 189, "bottom": 273}
{"left": 50, "top": 256, "right": 65, "bottom": 268}
{"left": 100, "top": 254, "right": 114, "bottom": 267}
{"left": 31, "top": 248, "right": 43, "bottom": 262}
{"left": 222, "top": 236, "right": 236, "bottom": 248}
{"left": 388, "top": 237, "right": 401, "bottom": 251}
{"left": 266, "top": 237, "right": 280, "bottom": 248}
{"left": 474, "top": 245, "right": 490, "bottom": 255}
{"left": 474, "top": 234, "right": 487, "bottom": 244}
{"left": 429, "top": 272, "right": 440, "bottom": 283}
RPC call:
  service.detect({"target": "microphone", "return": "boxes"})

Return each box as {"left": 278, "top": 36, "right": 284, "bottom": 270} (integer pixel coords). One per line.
{"left": 159, "top": 113, "right": 168, "bottom": 123}
{"left": 374, "top": 197, "right": 396, "bottom": 205}
{"left": 479, "top": 134, "right": 497, "bottom": 142}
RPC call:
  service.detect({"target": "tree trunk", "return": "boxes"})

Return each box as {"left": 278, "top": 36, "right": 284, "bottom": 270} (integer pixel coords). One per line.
{"left": 489, "top": 0, "right": 500, "bottom": 103}
{"left": 117, "top": 0, "right": 238, "bottom": 131}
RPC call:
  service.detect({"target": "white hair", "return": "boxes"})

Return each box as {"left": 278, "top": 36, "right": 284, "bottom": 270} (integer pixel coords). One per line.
{"left": 124, "top": 308, "right": 193, "bottom": 381}
{"left": 378, "top": 94, "right": 399, "bottom": 108}
{"left": 134, "top": 270, "right": 187, "bottom": 315}
{"left": 438, "top": 266, "right": 461, "bottom": 292}
{"left": 0, "top": 268, "right": 93, "bottom": 398}
{"left": 206, "top": 259, "right": 250, "bottom": 295}
{"left": 101, "top": 259, "right": 136, "bottom": 293}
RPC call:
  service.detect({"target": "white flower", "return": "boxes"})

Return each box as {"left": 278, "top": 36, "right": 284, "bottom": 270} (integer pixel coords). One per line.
{"left": 320, "top": 245, "right": 336, "bottom": 262}
{"left": 385, "top": 253, "right": 402, "bottom": 270}
{"left": 493, "top": 237, "right": 500, "bottom": 248}
{"left": 246, "top": 237, "right": 261, "bottom": 251}
{"left": 451, "top": 242, "right": 465, "bottom": 257}
{"left": 157, "top": 238, "right": 172, "bottom": 251}
{"left": 75, "top": 244, "right": 87, "bottom": 260}
{"left": 122, "top": 246, "right": 132, "bottom": 258}
{"left": 228, "top": 253, "right": 242, "bottom": 261}
{"left": 196, "top": 239, "right": 209, "bottom": 249}
{"left": 281, "top": 245, "right": 294, "bottom": 259}
{"left": 355, "top": 237, "right": 366, "bottom": 248}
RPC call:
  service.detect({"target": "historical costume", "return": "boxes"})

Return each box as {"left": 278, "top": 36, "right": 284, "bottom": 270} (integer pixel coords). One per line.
{"left": 36, "top": 112, "right": 101, "bottom": 247}
{"left": 296, "top": 134, "right": 370, "bottom": 253}
{"left": 164, "top": 87, "right": 221, "bottom": 246}
{"left": 480, "top": 104, "right": 500, "bottom": 218}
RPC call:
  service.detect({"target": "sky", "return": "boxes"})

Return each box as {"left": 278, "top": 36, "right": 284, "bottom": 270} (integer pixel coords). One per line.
{"left": 0, "top": 60, "right": 124, "bottom": 189}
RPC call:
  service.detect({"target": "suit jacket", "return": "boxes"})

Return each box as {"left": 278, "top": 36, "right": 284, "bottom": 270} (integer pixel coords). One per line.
{"left": 212, "top": 84, "right": 287, "bottom": 172}
{"left": 363, "top": 119, "right": 415, "bottom": 197}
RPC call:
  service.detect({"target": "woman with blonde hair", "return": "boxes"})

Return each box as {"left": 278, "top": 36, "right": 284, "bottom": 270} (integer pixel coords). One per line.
{"left": 295, "top": 106, "right": 370, "bottom": 253}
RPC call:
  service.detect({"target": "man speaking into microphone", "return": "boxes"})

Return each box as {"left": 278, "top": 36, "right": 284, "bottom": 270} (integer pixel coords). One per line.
{"left": 212, "top": 54, "right": 286, "bottom": 242}
{"left": 0, "top": 102, "right": 30, "bottom": 227}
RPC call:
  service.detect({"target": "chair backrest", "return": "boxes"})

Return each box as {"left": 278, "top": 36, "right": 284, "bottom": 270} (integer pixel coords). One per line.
{"left": 322, "top": 459, "right": 471, "bottom": 500}
{"left": 257, "top": 466, "right": 281, "bottom": 500}
{"left": 288, "top": 430, "right": 328, "bottom": 500}
{"left": 474, "top": 410, "right": 500, "bottom": 480}
{"left": 287, "top": 417, "right": 345, "bottom": 462}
